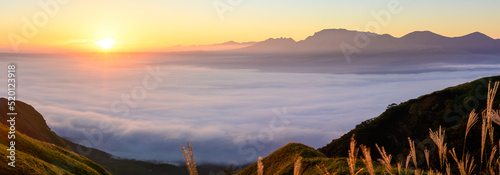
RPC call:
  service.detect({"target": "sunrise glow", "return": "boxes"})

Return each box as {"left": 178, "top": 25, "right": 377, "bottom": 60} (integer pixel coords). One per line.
{"left": 1, "top": 0, "right": 499, "bottom": 53}
{"left": 95, "top": 38, "right": 116, "bottom": 50}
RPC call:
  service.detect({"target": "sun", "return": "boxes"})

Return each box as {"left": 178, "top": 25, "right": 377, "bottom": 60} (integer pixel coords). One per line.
{"left": 95, "top": 38, "right": 116, "bottom": 50}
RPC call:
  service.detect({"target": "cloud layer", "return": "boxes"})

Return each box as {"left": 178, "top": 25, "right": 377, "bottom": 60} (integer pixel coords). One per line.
{"left": 0, "top": 53, "right": 499, "bottom": 164}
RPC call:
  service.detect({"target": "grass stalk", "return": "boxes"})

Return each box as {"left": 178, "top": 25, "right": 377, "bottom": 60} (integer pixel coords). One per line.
{"left": 375, "top": 144, "right": 394, "bottom": 175}
{"left": 463, "top": 109, "right": 478, "bottom": 158}
{"left": 181, "top": 141, "right": 198, "bottom": 175}
{"left": 258, "top": 157, "right": 264, "bottom": 175}
{"left": 348, "top": 135, "right": 359, "bottom": 175}
{"left": 360, "top": 145, "right": 375, "bottom": 175}
{"left": 294, "top": 156, "right": 302, "bottom": 175}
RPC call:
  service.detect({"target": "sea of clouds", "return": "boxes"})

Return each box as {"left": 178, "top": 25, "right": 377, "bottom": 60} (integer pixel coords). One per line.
{"left": 0, "top": 53, "right": 499, "bottom": 165}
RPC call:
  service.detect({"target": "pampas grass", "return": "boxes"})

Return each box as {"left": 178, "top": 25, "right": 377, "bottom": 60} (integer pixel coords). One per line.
{"left": 348, "top": 135, "right": 360, "bottom": 175}
{"left": 491, "top": 110, "right": 500, "bottom": 126}
{"left": 405, "top": 154, "right": 411, "bottom": 175}
{"left": 481, "top": 112, "right": 487, "bottom": 170}
{"left": 294, "top": 156, "right": 302, "bottom": 175}
{"left": 425, "top": 148, "right": 430, "bottom": 170}
{"left": 487, "top": 81, "right": 499, "bottom": 145}
{"left": 429, "top": 126, "right": 447, "bottom": 170}
{"left": 449, "top": 148, "right": 476, "bottom": 175}
{"left": 465, "top": 109, "right": 478, "bottom": 140}
{"left": 463, "top": 109, "right": 478, "bottom": 157}
{"left": 375, "top": 143, "right": 394, "bottom": 175}
{"left": 446, "top": 163, "right": 451, "bottom": 175}
{"left": 360, "top": 145, "right": 375, "bottom": 175}
{"left": 258, "top": 157, "right": 264, "bottom": 175}
{"left": 408, "top": 138, "right": 419, "bottom": 175}
{"left": 212, "top": 81, "right": 500, "bottom": 175}
{"left": 181, "top": 141, "right": 198, "bottom": 175}
{"left": 316, "top": 164, "right": 331, "bottom": 175}
{"left": 488, "top": 145, "right": 497, "bottom": 175}
{"left": 397, "top": 162, "right": 402, "bottom": 175}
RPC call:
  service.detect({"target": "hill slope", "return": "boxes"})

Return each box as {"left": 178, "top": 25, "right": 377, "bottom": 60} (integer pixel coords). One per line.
{"left": 319, "top": 75, "right": 500, "bottom": 166}
{"left": 0, "top": 98, "right": 68, "bottom": 147}
{"left": 62, "top": 138, "right": 184, "bottom": 175}
{"left": 237, "top": 143, "right": 387, "bottom": 175}
{"left": 0, "top": 98, "right": 186, "bottom": 174}
{"left": 0, "top": 121, "right": 111, "bottom": 175}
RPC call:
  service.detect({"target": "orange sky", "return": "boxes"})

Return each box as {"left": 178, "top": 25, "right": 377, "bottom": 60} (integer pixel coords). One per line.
{"left": 1, "top": 0, "right": 499, "bottom": 53}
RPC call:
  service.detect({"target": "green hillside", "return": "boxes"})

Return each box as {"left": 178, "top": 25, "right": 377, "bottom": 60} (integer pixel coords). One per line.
{"left": 0, "top": 121, "right": 111, "bottom": 175}
{"left": 237, "top": 75, "right": 500, "bottom": 175}
{"left": 319, "top": 75, "right": 500, "bottom": 170}
{"left": 0, "top": 98, "right": 184, "bottom": 175}
{"left": 237, "top": 143, "right": 387, "bottom": 175}
{"left": 62, "top": 138, "right": 184, "bottom": 175}
{"left": 0, "top": 98, "right": 68, "bottom": 147}
{"left": 0, "top": 98, "right": 228, "bottom": 175}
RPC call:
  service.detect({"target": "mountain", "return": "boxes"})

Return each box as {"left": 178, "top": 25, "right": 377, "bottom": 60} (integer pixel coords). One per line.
{"left": 0, "top": 98, "right": 231, "bottom": 175}
{"left": 62, "top": 138, "right": 184, "bottom": 175}
{"left": 319, "top": 75, "right": 500, "bottom": 167}
{"left": 237, "top": 37, "right": 296, "bottom": 53}
{"left": 237, "top": 29, "right": 500, "bottom": 54}
{"left": 400, "top": 31, "right": 500, "bottom": 53}
{"left": 0, "top": 123, "right": 111, "bottom": 174}
{"left": 237, "top": 143, "right": 386, "bottom": 175}
{"left": 163, "top": 41, "right": 256, "bottom": 52}
{"left": 0, "top": 98, "right": 185, "bottom": 175}
{"left": 0, "top": 98, "right": 68, "bottom": 147}
{"left": 238, "top": 75, "right": 500, "bottom": 174}
{"left": 0, "top": 99, "right": 111, "bottom": 175}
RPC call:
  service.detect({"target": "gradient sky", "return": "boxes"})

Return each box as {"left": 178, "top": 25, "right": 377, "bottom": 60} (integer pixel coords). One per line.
{"left": 1, "top": 0, "right": 499, "bottom": 52}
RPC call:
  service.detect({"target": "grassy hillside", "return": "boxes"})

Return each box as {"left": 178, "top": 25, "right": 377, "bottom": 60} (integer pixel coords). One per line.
{"left": 62, "top": 138, "right": 185, "bottom": 175}
{"left": 0, "top": 98, "right": 229, "bottom": 175}
{"left": 0, "top": 98, "right": 183, "bottom": 174}
{"left": 237, "top": 75, "right": 500, "bottom": 175}
{"left": 0, "top": 98, "right": 68, "bottom": 147}
{"left": 237, "top": 143, "right": 387, "bottom": 175}
{"left": 0, "top": 122, "right": 111, "bottom": 175}
{"left": 319, "top": 75, "right": 500, "bottom": 171}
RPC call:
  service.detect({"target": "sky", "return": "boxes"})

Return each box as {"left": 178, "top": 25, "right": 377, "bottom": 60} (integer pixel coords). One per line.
{"left": 1, "top": 0, "right": 500, "bottom": 53}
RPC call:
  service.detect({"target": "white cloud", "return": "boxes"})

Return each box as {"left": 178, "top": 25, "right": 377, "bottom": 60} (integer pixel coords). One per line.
{"left": 0, "top": 54, "right": 499, "bottom": 164}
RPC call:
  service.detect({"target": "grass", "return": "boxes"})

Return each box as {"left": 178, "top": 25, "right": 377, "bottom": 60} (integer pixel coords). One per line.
{"left": 178, "top": 78, "right": 500, "bottom": 175}
{"left": 234, "top": 80, "right": 500, "bottom": 174}
{"left": 429, "top": 126, "right": 447, "bottom": 171}
{"left": 258, "top": 157, "right": 264, "bottom": 175}
{"left": 360, "top": 144, "right": 375, "bottom": 175}
{"left": 181, "top": 141, "right": 198, "bottom": 175}
{"left": 294, "top": 156, "right": 303, "bottom": 175}
{"left": 0, "top": 123, "right": 110, "bottom": 175}
{"left": 0, "top": 98, "right": 68, "bottom": 148}
{"left": 348, "top": 135, "right": 360, "bottom": 175}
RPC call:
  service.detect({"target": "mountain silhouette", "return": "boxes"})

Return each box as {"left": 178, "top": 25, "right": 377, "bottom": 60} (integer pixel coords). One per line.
{"left": 237, "top": 29, "right": 500, "bottom": 54}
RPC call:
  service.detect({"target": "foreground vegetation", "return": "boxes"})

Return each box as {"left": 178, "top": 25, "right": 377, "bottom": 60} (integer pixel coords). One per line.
{"left": 181, "top": 78, "right": 500, "bottom": 175}
{"left": 0, "top": 121, "right": 110, "bottom": 175}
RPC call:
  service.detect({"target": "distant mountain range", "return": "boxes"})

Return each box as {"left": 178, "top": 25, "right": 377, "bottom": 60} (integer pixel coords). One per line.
{"left": 238, "top": 29, "right": 500, "bottom": 54}
{"left": 163, "top": 41, "right": 256, "bottom": 52}
{"left": 162, "top": 29, "right": 500, "bottom": 54}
